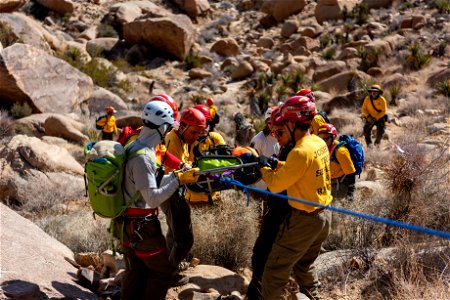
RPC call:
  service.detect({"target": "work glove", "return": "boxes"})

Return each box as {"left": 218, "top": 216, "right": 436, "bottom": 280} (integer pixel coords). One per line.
{"left": 257, "top": 155, "right": 278, "bottom": 170}
{"left": 179, "top": 162, "right": 192, "bottom": 172}
{"left": 176, "top": 167, "right": 200, "bottom": 185}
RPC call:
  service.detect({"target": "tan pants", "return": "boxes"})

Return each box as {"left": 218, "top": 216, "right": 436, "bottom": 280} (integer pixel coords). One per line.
{"left": 262, "top": 209, "right": 331, "bottom": 300}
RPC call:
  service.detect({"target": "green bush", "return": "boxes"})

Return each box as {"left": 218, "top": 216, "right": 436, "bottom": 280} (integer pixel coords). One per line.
{"left": 349, "top": 3, "right": 369, "bottom": 25}
{"left": 184, "top": 51, "right": 203, "bottom": 70}
{"left": 96, "top": 24, "right": 118, "bottom": 38}
{"left": 11, "top": 102, "right": 33, "bottom": 118}
{"left": 435, "top": 80, "right": 450, "bottom": 97}
{"left": 322, "top": 47, "right": 336, "bottom": 60}
{"left": 406, "top": 43, "right": 431, "bottom": 71}
{"left": 432, "top": 0, "right": 450, "bottom": 13}
{"left": 0, "top": 110, "right": 14, "bottom": 140}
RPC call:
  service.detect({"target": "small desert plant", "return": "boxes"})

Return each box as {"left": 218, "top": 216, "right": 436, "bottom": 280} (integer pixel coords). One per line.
{"left": 432, "top": 0, "right": 450, "bottom": 13}
{"left": 184, "top": 51, "right": 203, "bottom": 70}
{"left": 289, "top": 70, "right": 305, "bottom": 92}
{"left": 322, "top": 47, "right": 336, "bottom": 60}
{"left": 0, "top": 23, "right": 17, "bottom": 47}
{"left": 406, "top": 43, "right": 431, "bottom": 71}
{"left": 0, "top": 110, "right": 14, "bottom": 140}
{"left": 433, "top": 41, "right": 448, "bottom": 57}
{"left": 388, "top": 84, "right": 402, "bottom": 106}
{"left": 357, "top": 46, "right": 381, "bottom": 71}
{"left": 10, "top": 102, "right": 33, "bottom": 118}
{"left": 319, "top": 34, "right": 331, "bottom": 49}
{"left": 86, "top": 128, "right": 101, "bottom": 142}
{"left": 96, "top": 23, "right": 118, "bottom": 38}
{"left": 257, "top": 92, "right": 271, "bottom": 114}
{"left": 190, "top": 190, "right": 259, "bottom": 270}
{"left": 349, "top": 3, "right": 369, "bottom": 25}
{"left": 435, "top": 80, "right": 450, "bottom": 97}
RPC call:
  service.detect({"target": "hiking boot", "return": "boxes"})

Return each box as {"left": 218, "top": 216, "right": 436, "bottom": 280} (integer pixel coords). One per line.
{"left": 170, "top": 273, "right": 189, "bottom": 287}
{"left": 300, "top": 287, "right": 320, "bottom": 300}
{"left": 178, "top": 261, "right": 190, "bottom": 272}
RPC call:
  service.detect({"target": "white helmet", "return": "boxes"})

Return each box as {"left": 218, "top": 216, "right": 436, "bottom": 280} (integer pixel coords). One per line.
{"left": 141, "top": 101, "right": 174, "bottom": 127}
{"left": 264, "top": 106, "right": 276, "bottom": 120}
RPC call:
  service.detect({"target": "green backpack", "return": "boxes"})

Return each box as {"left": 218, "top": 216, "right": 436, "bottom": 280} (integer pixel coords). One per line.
{"left": 84, "top": 140, "right": 146, "bottom": 218}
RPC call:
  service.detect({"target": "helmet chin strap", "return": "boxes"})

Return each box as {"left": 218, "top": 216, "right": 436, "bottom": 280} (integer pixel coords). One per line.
{"left": 286, "top": 122, "right": 297, "bottom": 144}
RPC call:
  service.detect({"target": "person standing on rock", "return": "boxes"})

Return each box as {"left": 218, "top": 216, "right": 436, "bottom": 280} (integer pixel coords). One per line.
{"left": 246, "top": 107, "right": 294, "bottom": 300}
{"left": 317, "top": 124, "right": 356, "bottom": 201}
{"left": 257, "top": 95, "right": 332, "bottom": 300}
{"left": 96, "top": 106, "right": 119, "bottom": 141}
{"left": 361, "top": 84, "right": 387, "bottom": 147}
{"left": 161, "top": 107, "right": 207, "bottom": 286}
{"left": 116, "top": 101, "right": 199, "bottom": 300}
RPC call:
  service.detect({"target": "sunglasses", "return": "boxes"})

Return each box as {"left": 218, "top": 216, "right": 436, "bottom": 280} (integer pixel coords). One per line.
{"left": 271, "top": 129, "right": 286, "bottom": 138}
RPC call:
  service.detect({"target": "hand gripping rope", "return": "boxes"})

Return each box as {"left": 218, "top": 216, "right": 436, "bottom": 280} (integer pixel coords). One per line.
{"left": 220, "top": 177, "right": 450, "bottom": 240}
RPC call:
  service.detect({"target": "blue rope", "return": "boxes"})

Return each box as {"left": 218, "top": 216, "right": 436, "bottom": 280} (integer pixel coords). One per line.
{"left": 221, "top": 177, "right": 450, "bottom": 240}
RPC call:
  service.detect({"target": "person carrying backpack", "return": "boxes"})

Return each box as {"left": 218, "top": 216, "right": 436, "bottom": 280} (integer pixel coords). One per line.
{"left": 161, "top": 107, "right": 207, "bottom": 285}
{"left": 246, "top": 107, "right": 293, "bottom": 300}
{"left": 318, "top": 124, "right": 356, "bottom": 201}
{"left": 362, "top": 84, "right": 387, "bottom": 147}
{"left": 296, "top": 88, "right": 329, "bottom": 135}
{"left": 257, "top": 95, "right": 332, "bottom": 300}
{"left": 96, "top": 106, "right": 119, "bottom": 140}
{"left": 186, "top": 104, "right": 226, "bottom": 205}
{"left": 115, "top": 101, "right": 200, "bottom": 300}
{"left": 206, "top": 97, "right": 220, "bottom": 131}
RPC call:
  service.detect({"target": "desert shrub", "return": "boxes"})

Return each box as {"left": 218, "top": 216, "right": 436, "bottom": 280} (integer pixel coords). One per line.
{"left": 276, "top": 84, "right": 288, "bottom": 101}
{"left": 10, "top": 102, "right": 32, "bottom": 118}
{"left": 349, "top": 3, "right": 369, "bottom": 25}
{"left": 36, "top": 207, "right": 111, "bottom": 253}
{"left": 257, "top": 92, "right": 271, "bottom": 114}
{"left": 396, "top": 96, "right": 434, "bottom": 117}
{"left": 432, "top": 0, "right": 450, "bottom": 13}
{"left": 190, "top": 190, "right": 259, "bottom": 270}
{"left": 435, "top": 80, "right": 450, "bottom": 97}
{"left": 388, "top": 84, "right": 402, "bottom": 106}
{"left": 405, "top": 43, "right": 431, "bottom": 71}
{"left": 319, "top": 34, "right": 331, "bottom": 49}
{"left": 97, "top": 23, "right": 118, "bottom": 38}
{"left": 357, "top": 46, "right": 381, "bottom": 71}
{"left": 322, "top": 47, "right": 336, "bottom": 60}
{"left": 184, "top": 51, "right": 203, "bottom": 70}
{"left": 0, "top": 23, "right": 18, "bottom": 47}
{"left": 0, "top": 110, "right": 14, "bottom": 140}
{"left": 433, "top": 41, "right": 448, "bottom": 57}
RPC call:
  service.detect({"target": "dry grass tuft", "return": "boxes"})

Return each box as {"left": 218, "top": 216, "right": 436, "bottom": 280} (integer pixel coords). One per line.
{"left": 190, "top": 190, "right": 259, "bottom": 270}
{"left": 0, "top": 110, "right": 15, "bottom": 140}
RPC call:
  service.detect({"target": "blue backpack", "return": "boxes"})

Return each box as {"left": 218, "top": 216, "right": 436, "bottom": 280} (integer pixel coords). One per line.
{"left": 330, "top": 135, "right": 364, "bottom": 176}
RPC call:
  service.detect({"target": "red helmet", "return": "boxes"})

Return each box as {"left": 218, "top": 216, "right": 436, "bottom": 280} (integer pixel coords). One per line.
{"left": 295, "top": 88, "right": 315, "bottom": 102}
{"left": 105, "top": 106, "right": 116, "bottom": 113}
{"left": 318, "top": 123, "right": 337, "bottom": 138}
{"left": 207, "top": 98, "right": 214, "bottom": 106}
{"left": 149, "top": 94, "right": 179, "bottom": 121}
{"left": 193, "top": 104, "right": 212, "bottom": 123}
{"left": 270, "top": 107, "right": 284, "bottom": 126}
{"left": 281, "top": 96, "right": 316, "bottom": 124}
{"left": 180, "top": 108, "right": 206, "bottom": 128}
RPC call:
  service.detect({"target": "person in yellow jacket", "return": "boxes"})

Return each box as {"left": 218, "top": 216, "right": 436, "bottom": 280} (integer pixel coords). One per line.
{"left": 160, "top": 108, "right": 207, "bottom": 286}
{"left": 295, "top": 88, "right": 329, "bottom": 135}
{"left": 206, "top": 98, "right": 220, "bottom": 131}
{"left": 186, "top": 104, "right": 226, "bottom": 205}
{"left": 256, "top": 95, "right": 332, "bottom": 300}
{"left": 96, "top": 106, "right": 119, "bottom": 140}
{"left": 362, "top": 84, "right": 387, "bottom": 147}
{"left": 318, "top": 124, "right": 356, "bottom": 201}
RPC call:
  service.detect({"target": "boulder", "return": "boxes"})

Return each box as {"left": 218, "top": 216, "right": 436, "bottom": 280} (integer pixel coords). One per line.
{"left": 362, "top": 0, "right": 392, "bottom": 9}
{"left": 1, "top": 135, "right": 84, "bottom": 175}
{"left": 261, "top": 0, "right": 306, "bottom": 23}
{"left": 174, "top": 0, "right": 210, "bottom": 18}
{"left": 123, "top": 15, "right": 195, "bottom": 60}
{"left": 36, "top": 0, "right": 74, "bottom": 15}
{"left": 426, "top": 68, "right": 450, "bottom": 87}
{"left": 87, "top": 87, "right": 128, "bottom": 115}
{"left": 0, "top": 0, "right": 26, "bottom": 12}
{"left": 315, "top": 0, "right": 358, "bottom": 24}
{"left": 43, "top": 114, "right": 88, "bottom": 144}
{"left": 317, "top": 70, "right": 370, "bottom": 93}
{"left": 86, "top": 37, "right": 119, "bottom": 56}
{"left": 189, "top": 68, "right": 213, "bottom": 79}
{"left": 0, "top": 204, "right": 96, "bottom": 299}
{"left": 231, "top": 61, "right": 254, "bottom": 81}
{"left": 116, "top": 115, "right": 143, "bottom": 129}
{"left": 0, "top": 43, "right": 93, "bottom": 114}
{"left": 0, "top": 12, "right": 53, "bottom": 52}
{"left": 211, "top": 38, "right": 240, "bottom": 57}
{"left": 281, "top": 19, "right": 299, "bottom": 38}
{"left": 313, "top": 60, "right": 347, "bottom": 82}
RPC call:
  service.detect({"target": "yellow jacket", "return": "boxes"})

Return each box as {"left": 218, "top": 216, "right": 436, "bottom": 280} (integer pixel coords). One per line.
{"left": 209, "top": 105, "right": 218, "bottom": 120}
{"left": 361, "top": 96, "right": 387, "bottom": 121}
{"left": 261, "top": 135, "right": 333, "bottom": 212}
{"left": 186, "top": 132, "right": 226, "bottom": 203}
{"left": 164, "top": 129, "right": 189, "bottom": 173}
{"left": 310, "top": 114, "right": 327, "bottom": 135}
{"left": 330, "top": 140, "right": 356, "bottom": 179}
{"left": 97, "top": 115, "right": 118, "bottom": 134}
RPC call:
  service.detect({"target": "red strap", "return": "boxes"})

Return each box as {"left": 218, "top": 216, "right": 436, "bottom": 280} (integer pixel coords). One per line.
{"left": 124, "top": 207, "right": 158, "bottom": 218}
{"left": 134, "top": 248, "right": 166, "bottom": 259}
{"left": 164, "top": 151, "right": 182, "bottom": 170}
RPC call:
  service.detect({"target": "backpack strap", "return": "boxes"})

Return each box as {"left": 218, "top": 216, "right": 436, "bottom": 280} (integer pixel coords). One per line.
{"left": 369, "top": 97, "right": 382, "bottom": 113}
{"left": 330, "top": 142, "right": 346, "bottom": 163}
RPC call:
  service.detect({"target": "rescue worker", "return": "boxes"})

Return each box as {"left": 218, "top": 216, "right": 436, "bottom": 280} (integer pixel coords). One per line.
{"left": 246, "top": 107, "right": 294, "bottom": 300}
{"left": 317, "top": 124, "right": 356, "bottom": 201}
{"left": 117, "top": 101, "right": 199, "bottom": 300}
{"left": 296, "top": 88, "right": 329, "bottom": 135}
{"left": 97, "top": 106, "right": 119, "bottom": 140}
{"left": 185, "top": 104, "right": 226, "bottom": 205}
{"left": 206, "top": 97, "right": 220, "bottom": 132}
{"left": 250, "top": 106, "right": 280, "bottom": 190}
{"left": 161, "top": 108, "right": 207, "bottom": 285}
{"left": 362, "top": 84, "right": 387, "bottom": 147}
{"left": 258, "top": 95, "right": 333, "bottom": 300}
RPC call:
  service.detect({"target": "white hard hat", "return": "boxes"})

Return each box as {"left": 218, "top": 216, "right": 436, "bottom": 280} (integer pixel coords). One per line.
{"left": 264, "top": 107, "right": 275, "bottom": 120}
{"left": 142, "top": 101, "right": 174, "bottom": 127}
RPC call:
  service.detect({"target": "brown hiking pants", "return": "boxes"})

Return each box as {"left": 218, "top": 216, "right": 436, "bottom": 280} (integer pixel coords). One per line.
{"left": 262, "top": 209, "right": 331, "bottom": 300}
